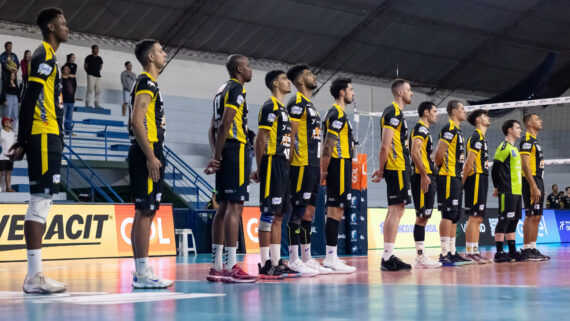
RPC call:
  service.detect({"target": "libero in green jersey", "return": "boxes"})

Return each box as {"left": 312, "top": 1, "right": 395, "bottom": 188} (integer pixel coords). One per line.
{"left": 491, "top": 140, "right": 522, "bottom": 195}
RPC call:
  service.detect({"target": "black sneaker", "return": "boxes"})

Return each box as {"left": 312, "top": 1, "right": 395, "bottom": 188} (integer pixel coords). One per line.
{"left": 258, "top": 260, "right": 284, "bottom": 280}
{"left": 439, "top": 253, "right": 455, "bottom": 266}
{"left": 449, "top": 252, "right": 473, "bottom": 265}
{"left": 531, "top": 248, "right": 551, "bottom": 261}
{"left": 508, "top": 250, "right": 527, "bottom": 262}
{"left": 276, "top": 259, "right": 302, "bottom": 278}
{"left": 521, "top": 249, "right": 542, "bottom": 262}
{"left": 494, "top": 252, "right": 515, "bottom": 263}
{"left": 381, "top": 255, "right": 412, "bottom": 271}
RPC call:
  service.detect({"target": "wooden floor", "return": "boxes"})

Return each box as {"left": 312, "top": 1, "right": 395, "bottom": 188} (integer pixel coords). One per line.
{"left": 1, "top": 244, "right": 569, "bottom": 320}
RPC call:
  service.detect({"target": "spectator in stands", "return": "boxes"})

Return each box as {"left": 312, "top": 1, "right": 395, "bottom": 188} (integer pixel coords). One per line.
{"left": 62, "top": 65, "right": 76, "bottom": 135}
{"left": 84, "top": 45, "right": 103, "bottom": 108}
{"left": 546, "top": 184, "right": 561, "bottom": 209}
{"left": 562, "top": 187, "right": 570, "bottom": 209}
{"left": 0, "top": 42, "right": 19, "bottom": 104}
{"left": 4, "top": 70, "right": 18, "bottom": 130}
{"left": 63, "top": 53, "right": 77, "bottom": 77}
{"left": 0, "top": 118, "right": 15, "bottom": 192}
{"left": 120, "top": 61, "right": 136, "bottom": 116}
{"left": 19, "top": 50, "right": 31, "bottom": 99}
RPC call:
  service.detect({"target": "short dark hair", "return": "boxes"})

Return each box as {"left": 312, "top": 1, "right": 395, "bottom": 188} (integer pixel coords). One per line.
{"left": 286, "top": 64, "right": 310, "bottom": 84}
{"left": 501, "top": 119, "right": 520, "bottom": 136}
{"left": 446, "top": 100, "right": 462, "bottom": 115}
{"left": 330, "top": 77, "right": 352, "bottom": 99}
{"left": 36, "top": 7, "right": 63, "bottom": 36}
{"left": 92, "top": 44, "right": 98, "bottom": 50}
{"left": 226, "top": 54, "right": 246, "bottom": 78}
{"left": 125, "top": 61, "right": 131, "bottom": 67}
{"left": 523, "top": 113, "right": 537, "bottom": 126}
{"left": 66, "top": 53, "right": 74, "bottom": 62}
{"left": 391, "top": 79, "right": 408, "bottom": 95}
{"left": 467, "top": 109, "right": 488, "bottom": 126}
{"left": 417, "top": 101, "right": 435, "bottom": 117}
{"left": 134, "top": 39, "right": 158, "bottom": 66}
{"left": 4, "top": 41, "right": 11, "bottom": 47}
{"left": 553, "top": 184, "right": 558, "bottom": 188}
{"left": 265, "top": 70, "right": 285, "bottom": 91}
{"left": 566, "top": 186, "right": 570, "bottom": 192}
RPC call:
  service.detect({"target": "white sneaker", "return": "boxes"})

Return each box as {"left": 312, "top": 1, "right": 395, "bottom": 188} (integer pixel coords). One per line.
{"left": 132, "top": 267, "right": 173, "bottom": 289}
{"left": 322, "top": 257, "right": 356, "bottom": 274}
{"left": 23, "top": 273, "right": 67, "bottom": 294}
{"left": 287, "top": 259, "right": 318, "bottom": 277}
{"left": 304, "top": 258, "right": 334, "bottom": 274}
{"left": 414, "top": 255, "right": 443, "bottom": 269}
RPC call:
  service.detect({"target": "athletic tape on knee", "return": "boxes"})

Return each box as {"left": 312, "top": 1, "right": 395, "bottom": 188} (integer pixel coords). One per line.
{"left": 290, "top": 207, "right": 305, "bottom": 224}
{"left": 495, "top": 218, "right": 509, "bottom": 234}
{"left": 506, "top": 219, "right": 518, "bottom": 233}
{"left": 25, "top": 194, "right": 53, "bottom": 224}
{"left": 259, "top": 212, "right": 274, "bottom": 232}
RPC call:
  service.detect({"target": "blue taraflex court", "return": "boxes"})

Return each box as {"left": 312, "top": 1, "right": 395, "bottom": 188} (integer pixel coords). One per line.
{"left": 0, "top": 244, "right": 568, "bottom": 321}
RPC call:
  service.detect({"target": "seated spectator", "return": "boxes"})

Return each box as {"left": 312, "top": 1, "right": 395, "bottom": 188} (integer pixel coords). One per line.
{"left": 0, "top": 118, "right": 15, "bottom": 192}
{"left": 62, "top": 65, "right": 77, "bottom": 135}
{"left": 120, "top": 61, "right": 136, "bottom": 116}
{"left": 63, "top": 53, "right": 77, "bottom": 77}
{"left": 84, "top": 45, "right": 103, "bottom": 108}
{"left": 563, "top": 187, "right": 570, "bottom": 209}
{"left": 19, "top": 50, "right": 31, "bottom": 98}
{"left": 546, "top": 184, "right": 561, "bottom": 209}
{"left": 4, "top": 70, "right": 18, "bottom": 131}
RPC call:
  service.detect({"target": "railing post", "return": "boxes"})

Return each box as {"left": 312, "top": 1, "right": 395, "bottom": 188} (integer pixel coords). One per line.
{"left": 104, "top": 125, "right": 108, "bottom": 161}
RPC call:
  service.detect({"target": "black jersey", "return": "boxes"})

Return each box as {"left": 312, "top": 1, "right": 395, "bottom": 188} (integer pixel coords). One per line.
{"left": 410, "top": 121, "right": 434, "bottom": 174}
{"left": 258, "top": 96, "right": 292, "bottom": 159}
{"left": 287, "top": 92, "right": 321, "bottom": 167}
{"left": 129, "top": 72, "right": 165, "bottom": 144}
{"left": 438, "top": 120, "right": 464, "bottom": 178}
{"left": 546, "top": 193, "right": 561, "bottom": 209}
{"left": 519, "top": 132, "right": 544, "bottom": 179}
{"left": 213, "top": 79, "right": 248, "bottom": 144}
{"left": 466, "top": 129, "right": 489, "bottom": 176}
{"left": 381, "top": 102, "right": 410, "bottom": 171}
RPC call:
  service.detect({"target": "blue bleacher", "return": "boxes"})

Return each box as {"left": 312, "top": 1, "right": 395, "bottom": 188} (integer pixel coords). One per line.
{"left": 96, "top": 131, "right": 129, "bottom": 139}
{"left": 74, "top": 106, "right": 111, "bottom": 115}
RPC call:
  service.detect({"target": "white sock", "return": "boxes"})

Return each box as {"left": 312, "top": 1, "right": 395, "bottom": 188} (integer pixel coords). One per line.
{"left": 289, "top": 245, "right": 299, "bottom": 262}
{"left": 225, "top": 246, "right": 237, "bottom": 271}
{"left": 466, "top": 242, "right": 474, "bottom": 254}
{"left": 301, "top": 244, "right": 311, "bottom": 262}
{"left": 450, "top": 237, "right": 457, "bottom": 255}
{"left": 260, "top": 247, "right": 270, "bottom": 265}
{"left": 134, "top": 257, "right": 149, "bottom": 273}
{"left": 440, "top": 237, "right": 450, "bottom": 255}
{"left": 522, "top": 244, "right": 530, "bottom": 250}
{"left": 212, "top": 244, "right": 224, "bottom": 270}
{"left": 325, "top": 245, "right": 337, "bottom": 261}
{"left": 383, "top": 243, "right": 394, "bottom": 261}
{"left": 473, "top": 243, "right": 479, "bottom": 254}
{"left": 270, "top": 244, "right": 281, "bottom": 267}
{"left": 530, "top": 242, "right": 537, "bottom": 249}
{"left": 27, "top": 249, "right": 42, "bottom": 277}
{"left": 415, "top": 241, "right": 424, "bottom": 256}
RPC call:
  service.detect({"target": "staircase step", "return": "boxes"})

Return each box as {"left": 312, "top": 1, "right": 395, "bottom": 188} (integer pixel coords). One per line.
{"left": 96, "top": 131, "right": 129, "bottom": 139}
{"left": 12, "top": 167, "right": 28, "bottom": 176}
{"left": 13, "top": 184, "right": 29, "bottom": 193}
{"left": 174, "top": 186, "right": 198, "bottom": 195}
{"left": 164, "top": 172, "right": 184, "bottom": 180}
{"left": 74, "top": 106, "right": 111, "bottom": 115}
{"left": 110, "top": 144, "right": 130, "bottom": 151}
{"left": 81, "top": 118, "right": 125, "bottom": 127}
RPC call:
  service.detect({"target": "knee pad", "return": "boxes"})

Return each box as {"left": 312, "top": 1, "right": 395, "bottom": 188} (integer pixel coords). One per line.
{"left": 495, "top": 218, "right": 509, "bottom": 234}
{"left": 506, "top": 219, "right": 518, "bottom": 233}
{"left": 25, "top": 194, "right": 52, "bottom": 224}
{"left": 442, "top": 211, "right": 456, "bottom": 221}
{"left": 259, "top": 212, "right": 274, "bottom": 232}
{"left": 290, "top": 207, "right": 305, "bottom": 225}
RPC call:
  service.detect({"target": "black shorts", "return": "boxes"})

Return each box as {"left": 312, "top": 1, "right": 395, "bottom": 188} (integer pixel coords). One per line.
{"left": 411, "top": 174, "right": 436, "bottom": 218}
{"left": 385, "top": 169, "right": 412, "bottom": 206}
{"left": 522, "top": 176, "right": 544, "bottom": 216}
{"left": 259, "top": 155, "right": 290, "bottom": 214}
{"left": 128, "top": 142, "right": 165, "bottom": 211}
{"left": 464, "top": 174, "right": 489, "bottom": 217}
{"left": 290, "top": 165, "right": 319, "bottom": 209}
{"left": 0, "top": 160, "right": 13, "bottom": 171}
{"left": 437, "top": 175, "right": 463, "bottom": 221}
{"left": 499, "top": 193, "right": 522, "bottom": 220}
{"left": 215, "top": 140, "right": 251, "bottom": 203}
{"left": 326, "top": 157, "right": 352, "bottom": 208}
{"left": 26, "top": 134, "right": 62, "bottom": 195}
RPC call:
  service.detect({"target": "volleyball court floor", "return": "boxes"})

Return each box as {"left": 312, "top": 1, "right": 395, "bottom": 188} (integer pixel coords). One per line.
{"left": 1, "top": 243, "right": 569, "bottom": 320}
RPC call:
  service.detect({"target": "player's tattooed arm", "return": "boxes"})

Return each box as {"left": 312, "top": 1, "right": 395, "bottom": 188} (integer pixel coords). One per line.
{"left": 319, "top": 132, "right": 336, "bottom": 183}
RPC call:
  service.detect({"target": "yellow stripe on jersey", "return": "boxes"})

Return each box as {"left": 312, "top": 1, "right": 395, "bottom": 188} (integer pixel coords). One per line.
{"left": 340, "top": 158, "right": 345, "bottom": 195}
{"left": 292, "top": 92, "right": 309, "bottom": 166}
{"left": 384, "top": 102, "right": 406, "bottom": 171}
{"left": 136, "top": 89, "right": 154, "bottom": 97}
{"left": 474, "top": 174, "right": 480, "bottom": 204}
{"left": 438, "top": 120, "right": 460, "bottom": 177}
{"left": 265, "top": 155, "right": 273, "bottom": 198}
{"left": 145, "top": 98, "right": 158, "bottom": 143}
{"left": 520, "top": 132, "right": 537, "bottom": 177}
{"left": 41, "top": 134, "right": 48, "bottom": 174}
{"left": 31, "top": 41, "right": 59, "bottom": 136}
{"left": 224, "top": 81, "right": 247, "bottom": 144}
{"left": 296, "top": 166, "right": 305, "bottom": 193}
{"left": 28, "top": 76, "right": 46, "bottom": 85}
{"left": 239, "top": 143, "right": 245, "bottom": 186}
{"left": 332, "top": 104, "right": 351, "bottom": 159}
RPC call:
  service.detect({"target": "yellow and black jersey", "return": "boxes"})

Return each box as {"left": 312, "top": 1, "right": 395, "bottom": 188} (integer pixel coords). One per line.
{"left": 409, "top": 121, "right": 434, "bottom": 174}
{"left": 28, "top": 41, "right": 62, "bottom": 136}
{"left": 381, "top": 102, "right": 410, "bottom": 171}
{"left": 323, "top": 104, "right": 354, "bottom": 159}
{"left": 129, "top": 72, "right": 165, "bottom": 144}
{"left": 466, "top": 129, "right": 489, "bottom": 176}
{"left": 287, "top": 92, "right": 321, "bottom": 167}
{"left": 519, "top": 132, "right": 544, "bottom": 179}
{"left": 438, "top": 120, "right": 464, "bottom": 177}
{"left": 213, "top": 79, "right": 248, "bottom": 144}
{"left": 258, "top": 96, "right": 291, "bottom": 159}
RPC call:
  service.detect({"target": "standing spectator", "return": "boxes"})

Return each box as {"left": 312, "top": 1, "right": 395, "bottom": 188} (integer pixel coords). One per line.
{"left": 61, "top": 65, "right": 76, "bottom": 135}
{"left": 546, "top": 184, "right": 561, "bottom": 209}
{"left": 4, "top": 70, "right": 18, "bottom": 130}
{"left": 0, "top": 118, "right": 15, "bottom": 192}
{"left": 84, "top": 45, "right": 103, "bottom": 108}
{"left": 562, "top": 187, "right": 570, "bottom": 209}
{"left": 120, "top": 61, "right": 136, "bottom": 116}
{"left": 0, "top": 41, "right": 19, "bottom": 104}
{"left": 63, "top": 53, "right": 77, "bottom": 77}
{"left": 19, "top": 50, "right": 31, "bottom": 99}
